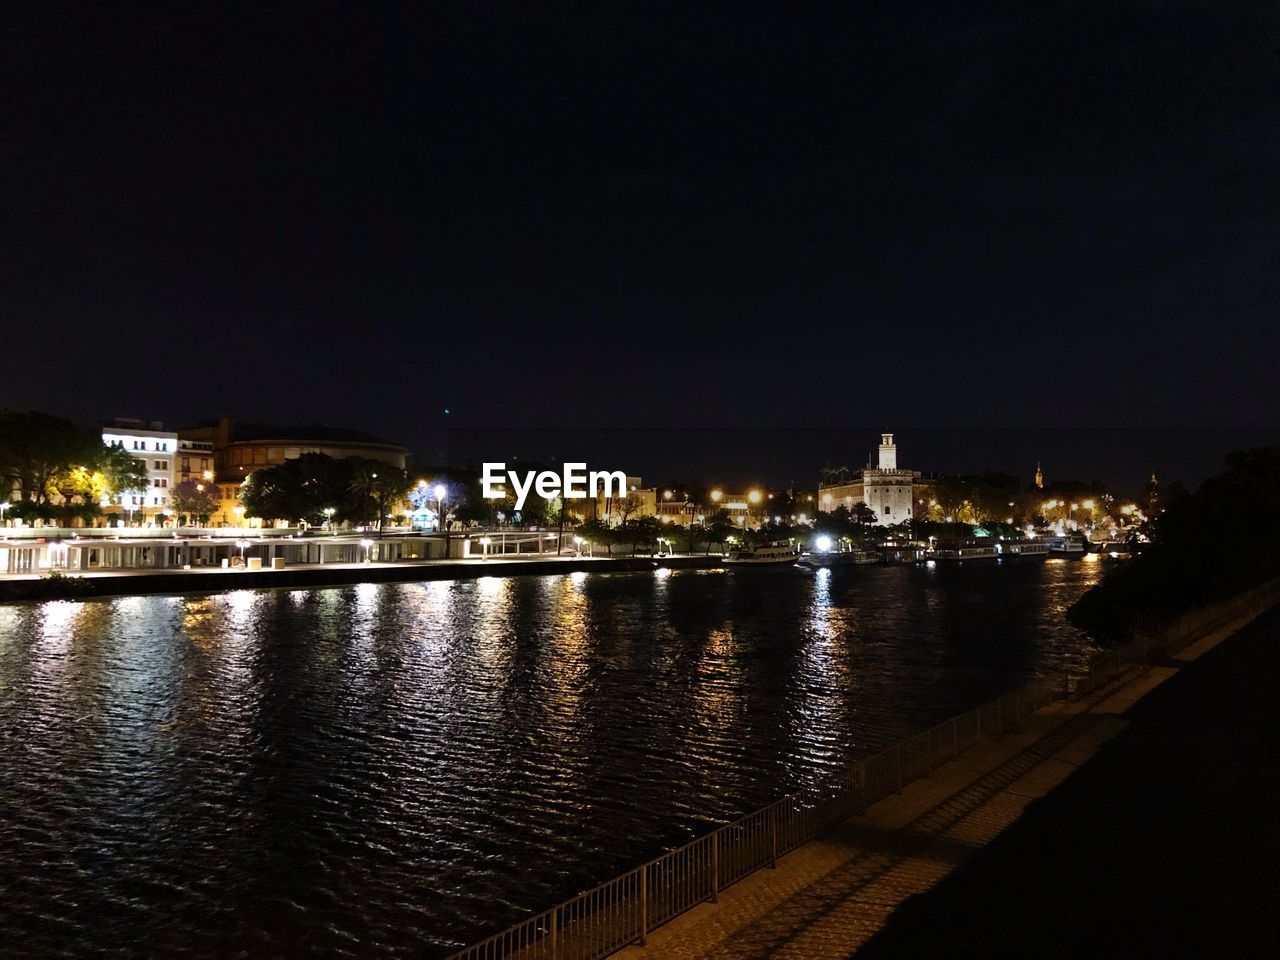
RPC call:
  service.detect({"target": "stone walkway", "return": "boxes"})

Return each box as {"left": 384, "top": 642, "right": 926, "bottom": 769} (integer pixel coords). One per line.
{"left": 619, "top": 605, "right": 1267, "bottom": 960}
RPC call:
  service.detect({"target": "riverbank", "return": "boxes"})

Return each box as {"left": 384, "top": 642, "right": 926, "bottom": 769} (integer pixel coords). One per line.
{"left": 0, "top": 553, "right": 722, "bottom": 603}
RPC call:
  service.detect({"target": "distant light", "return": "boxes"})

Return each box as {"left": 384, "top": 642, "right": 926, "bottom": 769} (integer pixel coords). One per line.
{"left": 434, "top": 484, "right": 446, "bottom": 500}
{"left": 710, "top": 490, "right": 723, "bottom": 502}
{"left": 747, "top": 490, "right": 762, "bottom": 504}
{"left": 815, "top": 535, "right": 833, "bottom": 552}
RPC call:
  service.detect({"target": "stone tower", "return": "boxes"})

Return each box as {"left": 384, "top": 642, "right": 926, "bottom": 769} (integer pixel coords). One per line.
{"left": 1034, "top": 461, "right": 1044, "bottom": 489}
{"left": 877, "top": 433, "right": 897, "bottom": 470}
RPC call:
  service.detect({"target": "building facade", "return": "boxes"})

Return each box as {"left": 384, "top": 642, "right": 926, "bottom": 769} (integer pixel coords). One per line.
{"left": 177, "top": 416, "right": 409, "bottom": 526}
{"left": 102, "top": 418, "right": 178, "bottom": 522}
{"left": 818, "top": 433, "right": 923, "bottom": 526}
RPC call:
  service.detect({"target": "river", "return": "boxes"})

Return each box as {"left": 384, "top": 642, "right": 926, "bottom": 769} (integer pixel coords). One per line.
{"left": 0, "top": 559, "right": 1101, "bottom": 957}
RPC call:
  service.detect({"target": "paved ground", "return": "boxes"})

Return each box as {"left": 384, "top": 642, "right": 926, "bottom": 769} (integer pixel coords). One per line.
{"left": 619, "top": 603, "right": 1279, "bottom": 960}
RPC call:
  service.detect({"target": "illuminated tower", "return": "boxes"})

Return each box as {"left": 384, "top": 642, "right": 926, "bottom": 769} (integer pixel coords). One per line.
{"left": 877, "top": 433, "right": 897, "bottom": 470}
{"left": 1034, "top": 461, "right": 1044, "bottom": 489}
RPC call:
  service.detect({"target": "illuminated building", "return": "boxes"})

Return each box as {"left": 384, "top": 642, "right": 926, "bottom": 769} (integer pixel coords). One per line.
{"left": 817, "top": 432, "right": 923, "bottom": 526}
{"left": 101, "top": 418, "right": 177, "bottom": 522}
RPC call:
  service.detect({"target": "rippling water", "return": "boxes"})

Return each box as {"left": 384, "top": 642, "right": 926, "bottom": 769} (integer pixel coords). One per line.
{"left": 0, "top": 560, "right": 1100, "bottom": 958}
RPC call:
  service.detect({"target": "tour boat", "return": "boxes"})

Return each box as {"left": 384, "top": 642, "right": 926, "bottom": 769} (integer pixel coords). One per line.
{"left": 1042, "top": 535, "right": 1086, "bottom": 556}
{"left": 799, "top": 548, "right": 879, "bottom": 567}
{"left": 996, "top": 539, "right": 1050, "bottom": 559}
{"left": 928, "top": 540, "right": 998, "bottom": 561}
{"left": 722, "top": 541, "right": 802, "bottom": 565}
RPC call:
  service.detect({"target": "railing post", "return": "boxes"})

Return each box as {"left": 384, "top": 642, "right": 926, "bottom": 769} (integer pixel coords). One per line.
{"left": 769, "top": 804, "right": 779, "bottom": 868}
{"left": 710, "top": 831, "right": 720, "bottom": 903}
{"left": 550, "top": 907, "right": 558, "bottom": 960}
{"left": 638, "top": 866, "right": 648, "bottom": 946}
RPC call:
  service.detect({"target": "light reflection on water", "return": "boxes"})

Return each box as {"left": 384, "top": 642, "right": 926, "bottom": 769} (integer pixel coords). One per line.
{"left": 0, "top": 561, "right": 1100, "bottom": 958}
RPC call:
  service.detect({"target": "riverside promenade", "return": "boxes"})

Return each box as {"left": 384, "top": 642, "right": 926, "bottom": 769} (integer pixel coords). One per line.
{"left": 618, "top": 597, "right": 1279, "bottom": 960}
{"left": 0, "top": 553, "right": 722, "bottom": 602}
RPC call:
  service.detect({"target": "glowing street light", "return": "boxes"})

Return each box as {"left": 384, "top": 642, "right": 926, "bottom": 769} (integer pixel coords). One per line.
{"left": 747, "top": 490, "right": 762, "bottom": 504}
{"left": 815, "top": 534, "right": 833, "bottom": 553}
{"left": 232, "top": 504, "right": 245, "bottom": 527}
{"left": 479, "top": 535, "right": 492, "bottom": 560}
{"left": 323, "top": 506, "right": 336, "bottom": 533}
{"left": 360, "top": 538, "right": 374, "bottom": 562}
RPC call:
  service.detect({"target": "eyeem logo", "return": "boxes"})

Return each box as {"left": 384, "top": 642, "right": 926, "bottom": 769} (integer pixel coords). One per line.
{"left": 481, "top": 463, "right": 626, "bottom": 511}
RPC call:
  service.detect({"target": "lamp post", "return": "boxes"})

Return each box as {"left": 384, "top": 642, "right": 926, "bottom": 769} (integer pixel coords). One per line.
{"left": 233, "top": 504, "right": 245, "bottom": 528}
{"left": 323, "top": 507, "right": 336, "bottom": 534}
{"left": 479, "top": 535, "right": 491, "bottom": 561}
{"left": 360, "top": 538, "right": 373, "bottom": 563}
{"left": 573, "top": 535, "right": 584, "bottom": 557}
{"left": 435, "top": 483, "right": 449, "bottom": 558}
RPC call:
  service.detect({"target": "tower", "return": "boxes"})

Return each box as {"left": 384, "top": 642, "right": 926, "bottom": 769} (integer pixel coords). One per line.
{"left": 1034, "top": 461, "right": 1044, "bottom": 490}
{"left": 877, "top": 432, "right": 897, "bottom": 470}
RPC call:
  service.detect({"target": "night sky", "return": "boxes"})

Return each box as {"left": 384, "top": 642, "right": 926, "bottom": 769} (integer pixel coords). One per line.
{"left": 5, "top": 3, "right": 1278, "bottom": 486}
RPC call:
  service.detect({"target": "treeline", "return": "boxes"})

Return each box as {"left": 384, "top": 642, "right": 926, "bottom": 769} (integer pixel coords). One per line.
{"left": 1069, "top": 447, "right": 1280, "bottom": 642}
{"left": 0, "top": 410, "right": 150, "bottom": 522}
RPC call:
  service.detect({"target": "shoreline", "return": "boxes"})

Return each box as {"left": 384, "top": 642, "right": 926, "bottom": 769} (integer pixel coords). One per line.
{"left": 0, "top": 554, "right": 724, "bottom": 603}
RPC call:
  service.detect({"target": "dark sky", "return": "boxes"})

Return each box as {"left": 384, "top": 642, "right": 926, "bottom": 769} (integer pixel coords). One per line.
{"left": 5, "top": 3, "right": 1278, "bottom": 485}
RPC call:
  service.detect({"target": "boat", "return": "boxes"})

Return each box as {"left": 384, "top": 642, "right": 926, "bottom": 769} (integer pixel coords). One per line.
{"left": 722, "top": 541, "right": 802, "bottom": 565}
{"left": 1042, "top": 535, "right": 1085, "bottom": 557}
{"left": 928, "top": 540, "right": 998, "bottom": 561}
{"left": 996, "top": 539, "right": 1050, "bottom": 559}
{"left": 799, "top": 548, "right": 879, "bottom": 568}
{"left": 1097, "top": 540, "right": 1136, "bottom": 560}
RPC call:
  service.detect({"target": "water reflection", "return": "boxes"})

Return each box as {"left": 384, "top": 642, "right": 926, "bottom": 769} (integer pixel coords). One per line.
{"left": 0, "top": 561, "right": 1101, "bottom": 959}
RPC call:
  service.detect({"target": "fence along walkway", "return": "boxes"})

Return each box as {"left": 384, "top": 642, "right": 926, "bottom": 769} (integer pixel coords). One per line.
{"left": 447, "top": 578, "right": 1280, "bottom": 960}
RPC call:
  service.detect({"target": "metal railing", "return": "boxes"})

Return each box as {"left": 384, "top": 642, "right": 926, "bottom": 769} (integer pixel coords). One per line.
{"left": 447, "top": 578, "right": 1280, "bottom": 960}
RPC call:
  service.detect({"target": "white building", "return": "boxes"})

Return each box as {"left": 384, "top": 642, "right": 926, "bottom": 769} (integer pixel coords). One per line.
{"left": 818, "top": 432, "right": 922, "bottom": 526}
{"left": 102, "top": 418, "right": 177, "bottom": 522}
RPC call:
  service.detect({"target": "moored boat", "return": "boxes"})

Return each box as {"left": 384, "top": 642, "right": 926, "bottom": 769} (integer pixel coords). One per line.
{"left": 996, "top": 539, "right": 1050, "bottom": 559}
{"left": 799, "top": 548, "right": 879, "bottom": 567}
{"left": 722, "top": 541, "right": 802, "bottom": 565}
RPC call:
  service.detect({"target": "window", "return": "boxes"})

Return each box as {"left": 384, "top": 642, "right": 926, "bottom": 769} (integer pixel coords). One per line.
{"left": 884, "top": 505, "right": 891, "bottom": 515}
{"left": 181, "top": 458, "right": 190, "bottom": 473}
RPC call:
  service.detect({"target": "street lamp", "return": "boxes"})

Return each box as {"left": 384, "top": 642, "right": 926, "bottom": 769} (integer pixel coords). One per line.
{"left": 233, "top": 504, "right": 245, "bottom": 528}
{"left": 360, "top": 537, "right": 373, "bottom": 563}
{"left": 323, "top": 506, "right": 336, "bottom": 534}
{"left": 573, "top": 535, "right": 584, "bottom": 556}
{"left": 747, "top": 490, "right": 762, "bottom": 504}
{"left": 235, "top": 538, "right": 249, "bottom": 564}
{"left": 479, "top": 535, "right": 491, "bottom": 561}
{"left": 710, "top": 489, "right": 723, "bottom": 503}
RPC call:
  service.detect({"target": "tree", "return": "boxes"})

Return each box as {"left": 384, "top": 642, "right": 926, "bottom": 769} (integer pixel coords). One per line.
{"left": 0, "top": 409, "right": 103, "bottom": 509}
{"left": 578, "top": 518, "right": 617, "bottom": 556}
{"left": 97, "top": 444, "right": 150, "bottom": 503}
{"left": 614, "top": 491, "right": 644, "bottom": 525}
{"left": 169, "top": 480, "right": 220, "bottom": 525}
{"left": 1069, "top": 447, "right": 1280, "bottom": 642}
